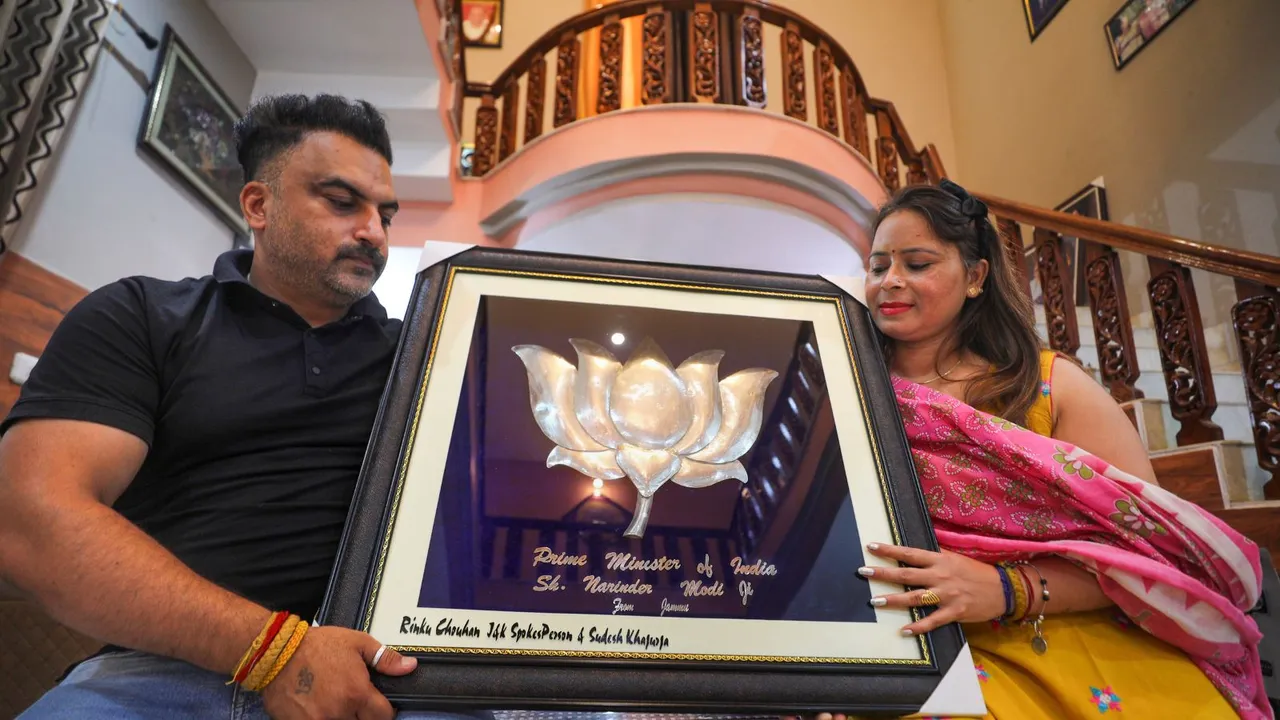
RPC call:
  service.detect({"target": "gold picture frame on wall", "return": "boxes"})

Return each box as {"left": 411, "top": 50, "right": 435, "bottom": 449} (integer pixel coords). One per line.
{"left": 1104, "top": 0, "right": 1198, "bottom": 70}
{"left": 1023, "top": 0, "right": 1070, "bottom": 41}
{"left": 461, "top": 0, "right": 503, "bottom": 48}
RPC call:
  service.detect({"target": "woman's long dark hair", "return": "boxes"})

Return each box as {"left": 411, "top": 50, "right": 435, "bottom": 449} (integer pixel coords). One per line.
{"left": 870, "top": 181, "right": 1043, "bottom": 426}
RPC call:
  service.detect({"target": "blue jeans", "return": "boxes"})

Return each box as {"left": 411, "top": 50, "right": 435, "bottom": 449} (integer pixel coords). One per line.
{"left": 19, "top": 651, "right": 493, "bottom": 719}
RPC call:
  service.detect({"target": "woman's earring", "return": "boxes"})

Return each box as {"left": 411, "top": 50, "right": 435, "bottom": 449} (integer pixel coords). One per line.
{"left": 967, "top": 287, "right": 980, "bottom": 298}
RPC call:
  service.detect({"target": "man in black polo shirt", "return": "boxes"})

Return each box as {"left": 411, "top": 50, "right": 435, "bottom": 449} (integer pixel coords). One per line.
{"left": 0, "top": 95, "right": 471, "bottom": 720}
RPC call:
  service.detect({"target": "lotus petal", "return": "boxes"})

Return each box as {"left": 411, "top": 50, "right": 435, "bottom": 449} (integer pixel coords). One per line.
{"left": 570, "top": 339, "right": 623, "bottom": 449}
{"left": 688, "top": 368, "right": 779, "bottom": 464}
{"left": 512, "top": 345, "right": 606, "bottom": 452}
{"left": 615, "top": 445, "right": 681, "bottom": 497}
{"left": 671, "top": 459, "right": 747, "bottom": 489}
{"left": 670, "top": 350, "right": 724, "bottom": 457}
{"left": 547, "top": 446, "right": 624, "bottom": 480}
{"left": 608, "top": 337, "right": 692, "bottom": 449}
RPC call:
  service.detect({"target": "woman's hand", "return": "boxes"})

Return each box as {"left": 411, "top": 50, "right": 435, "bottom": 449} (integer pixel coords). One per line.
{"left": 861, "top": 543, "right": 1005, "bottom": 636}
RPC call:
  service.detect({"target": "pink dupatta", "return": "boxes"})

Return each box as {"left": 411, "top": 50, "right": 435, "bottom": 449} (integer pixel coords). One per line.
{"left": 894, "top": 378, "right": 1270, "bottom": 719}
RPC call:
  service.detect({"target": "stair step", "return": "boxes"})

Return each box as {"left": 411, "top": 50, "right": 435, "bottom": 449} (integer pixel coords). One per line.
{"left": 1035, "top": 304, "right": 1240, "bottom": 373}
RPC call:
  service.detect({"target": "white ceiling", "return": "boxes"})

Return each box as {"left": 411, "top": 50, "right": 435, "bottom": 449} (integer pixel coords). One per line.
{"left": 205, "top": 0, "right": 438, "bottom": 77}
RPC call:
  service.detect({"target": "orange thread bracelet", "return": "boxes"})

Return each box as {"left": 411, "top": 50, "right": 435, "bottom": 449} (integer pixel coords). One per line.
{"left": 244, "top": 615, "right": 299, "bottom": 691}
{"left": 258, "top": 620, "right": 309, "bottom": 691}
{"left": 232, "top": 611, "right": 289, "bottom": 685}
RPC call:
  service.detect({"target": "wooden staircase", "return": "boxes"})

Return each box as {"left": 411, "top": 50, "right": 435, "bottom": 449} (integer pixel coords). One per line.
{"left": 442, "top": 0, "right": 1280, "bottom": 563}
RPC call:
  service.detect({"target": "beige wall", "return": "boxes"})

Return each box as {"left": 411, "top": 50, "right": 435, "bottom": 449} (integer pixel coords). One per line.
{"left": 462, "top": 0, "right": 958, "bottom": 174}
{"left": 939, "top": 0, "right": 1280, "bottom": 322}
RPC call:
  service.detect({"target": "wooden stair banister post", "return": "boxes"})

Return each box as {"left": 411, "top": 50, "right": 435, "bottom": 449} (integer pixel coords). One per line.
{"left": 524, "top": 55, "right": 547, "bottom": 143}
{"left": 1033, "top": 227, "right": 1081, "bottom": 359}
{"left": 597, "top": 13, "right": 625, "bottom": 114}
{"left": 779, "top": 21, "right": 806, "bottom": 121}
{"left": 736, "top": 7, "right": 766, "bottom": 109}
{"left": 1147, "top": 258, "right": 1223, "bottom": 446}
{"left": 688, "top": 3, "right": 721, "bottom": 103}
{"left": 813, "top": 39, "right": 838, "bottom": 137}
{"left": 553, "top": 31, "right": 580, "bottom": 128}
{"left": 498, "top": 81, "right": 520, "bottom": 163}
{"left": 1083, "top": 243, "right": 1143, "bottom": 402}
{"left": 473, "top": 93, "right": 498, "bottom": 177}
{"left": 873, "top": 109, "right": 900, "bottom": 192}
{"left": 642, "top": 5, "right": 674, "bottom": 105}
{"left": 996, "top": 218, "right": 1033, "bottom": 301}
{"left": 1232, "top": 280, "right": 1280, "bottom": 496}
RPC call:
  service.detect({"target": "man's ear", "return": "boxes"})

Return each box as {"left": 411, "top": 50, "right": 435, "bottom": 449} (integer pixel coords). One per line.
{"left": 240, "top": 181, "right": 270, "bottom": 234}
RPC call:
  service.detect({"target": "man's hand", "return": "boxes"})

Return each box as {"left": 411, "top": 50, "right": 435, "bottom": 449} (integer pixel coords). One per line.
{"left": 261, "top": 626, "right": 417, "bottom": 720}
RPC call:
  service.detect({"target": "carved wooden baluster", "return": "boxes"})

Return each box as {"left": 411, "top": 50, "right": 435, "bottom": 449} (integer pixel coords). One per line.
{"left": 1082, "top": 243, "right": 1143, "bottom": 402}
{"left": 780, "top": 21, "right": 806, "bottom": 121}
{"left": 736, "top": 7, "right": 766, "bottom": 108}
{"left": 1147, "top": 258, "right": 1222, "bottom": 446}
{"left": 524, "top": 55, "right": 546, "bottom": 143}
{"left": 473, "top": 94, "right": 498, "bottom": 177}
{"left": 995, "top": 217, "right": 1032, "bottom": 301}
{"left": 1233, "top": 280, "right": 1280, "bottom": 493}
{"left": 553, "top": 32, "right": 580, "bottom": 128}
{"left": 873, "top": 110, "right": 900, "bottom": 192}
{"left": 1033, "top": 227, "right": 1080, "bottom": 358}
{"left": 498, "top": 82, "right": 519, "bottom": 163}
{"left": 641, "top": 6, "right": 673, "bottom": 105}
{"left": 813, "top": 40, "right": 838, "bottom": 136}
{"left": 838, "top": 68, "right": 869, "bottom": 158}
{"left": 905, "top": 159, "right": 928, "bottom": 186}
{"left": 597, "top": 14, "right": 624, "bottom": 114}
{"left": 688, "top": 3, "right": 720, "bottom": 103}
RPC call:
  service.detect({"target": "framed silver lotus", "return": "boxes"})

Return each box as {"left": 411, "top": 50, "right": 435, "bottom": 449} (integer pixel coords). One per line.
{"left": 320, "top": 246, "right": 975, "bottom": 716}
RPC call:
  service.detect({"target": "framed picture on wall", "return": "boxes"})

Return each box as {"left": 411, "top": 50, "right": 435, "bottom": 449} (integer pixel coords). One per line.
{"left": 1056, "top": 182, "right": 1109, "bottom": 307}
{"left": 461, "top": 0, "right": 503, "bottom": 48}
{"left": 137, "top": 25, "right": 246, "bottom": 234}
{"left": 1104, "top": 0, "right": 1198, "bottom": 69}
{"left": 1023, "top": 0, "right": 1070, "bottom": 41}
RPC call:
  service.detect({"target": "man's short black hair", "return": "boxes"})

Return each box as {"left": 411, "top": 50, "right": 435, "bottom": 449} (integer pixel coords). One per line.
{"left": 234, "top": 94, "right": 393, "bottom": 182}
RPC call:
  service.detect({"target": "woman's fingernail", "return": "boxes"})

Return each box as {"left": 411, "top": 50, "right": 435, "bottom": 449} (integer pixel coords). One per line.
{"left": 866, "top": 542, "right": 880, "bottom": 551}
{"left": 869, "top": 597, "right": 887, "bottom": 607}
{"left": 901, "top": 628, "right": 914, "bottom": 636}
{"left": 857, "top": 566, "right": 875, "bottom": 577}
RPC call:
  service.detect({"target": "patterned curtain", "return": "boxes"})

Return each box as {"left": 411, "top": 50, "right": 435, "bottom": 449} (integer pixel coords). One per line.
{"left": 0, "top": 0, "right": 111, "bottom": 255}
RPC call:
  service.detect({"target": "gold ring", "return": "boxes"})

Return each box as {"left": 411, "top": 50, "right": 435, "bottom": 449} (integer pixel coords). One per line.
{"left": 919, "top": 590, "right": 942, "bottom": 607}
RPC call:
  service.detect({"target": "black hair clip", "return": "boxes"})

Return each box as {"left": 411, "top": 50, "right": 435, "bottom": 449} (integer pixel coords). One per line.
{"left": 939, "top": 179, "right": 989, "bottom": 221}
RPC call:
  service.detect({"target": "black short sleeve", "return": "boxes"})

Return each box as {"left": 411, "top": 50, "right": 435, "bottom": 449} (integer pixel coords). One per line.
{"left": 1, "top": 279, "right": 159, "bottom": 445}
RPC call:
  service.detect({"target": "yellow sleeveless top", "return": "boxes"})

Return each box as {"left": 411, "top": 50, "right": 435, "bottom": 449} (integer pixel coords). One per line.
{"left": 1024, "top": 349, "right": 1057, "bottom": 438}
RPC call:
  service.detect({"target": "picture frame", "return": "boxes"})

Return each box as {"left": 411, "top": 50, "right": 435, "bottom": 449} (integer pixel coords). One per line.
{"left": 461, "top": 0, "right": 504, "bottom": 48}
{"left": 1022, "top": 182, "right": 1109, "bottom": 307}
{"left": 1104, "top": 0, "right": 1198, "bottom": 70}
{"left": 137, "top": 26, "right": 246, "bottom": 234}
{"left": 1056, "top": 182, "right": 1109, "bottom": 307}
{"left": 319, "top": 247, "right": 971, "bottom": 715}
{"left": 1023, "top": 0, "right": 1070, "bottom": 41}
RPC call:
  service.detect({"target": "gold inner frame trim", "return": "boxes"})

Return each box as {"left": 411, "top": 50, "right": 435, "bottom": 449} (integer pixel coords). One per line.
{"left": 360, "top": 265, "right": 931, "bottom": 667}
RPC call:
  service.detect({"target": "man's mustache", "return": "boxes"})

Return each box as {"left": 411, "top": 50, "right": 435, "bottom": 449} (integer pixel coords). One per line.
{"left": 335, "top": 244, "right": 386, "bottom": 272}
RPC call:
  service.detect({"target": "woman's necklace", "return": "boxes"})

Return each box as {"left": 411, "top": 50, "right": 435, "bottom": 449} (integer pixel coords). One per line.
{"left": 905, "top": 357, "right": 964, "bottom": 385}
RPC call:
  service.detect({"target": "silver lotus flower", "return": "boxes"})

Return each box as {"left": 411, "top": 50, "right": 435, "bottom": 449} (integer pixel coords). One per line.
{"left": 513, "top": 337, "right": 778, "bottom": 538}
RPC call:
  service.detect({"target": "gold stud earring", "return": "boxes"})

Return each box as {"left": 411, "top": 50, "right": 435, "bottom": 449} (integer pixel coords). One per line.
{"left": 967, "top": 287, "right": 980, "bottom": 297}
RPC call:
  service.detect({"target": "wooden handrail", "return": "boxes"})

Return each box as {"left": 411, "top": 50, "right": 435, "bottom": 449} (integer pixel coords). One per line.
{"left": 980, "top": 193, "right": 1280, "bottom": 287}
{"left": 463, "top": 0, "right": 869, "bottom": 98}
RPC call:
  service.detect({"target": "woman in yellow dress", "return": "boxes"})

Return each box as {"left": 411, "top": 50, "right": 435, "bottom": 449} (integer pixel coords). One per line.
{"left": 833, "top": 180, "right": 1264, "bottom": 718}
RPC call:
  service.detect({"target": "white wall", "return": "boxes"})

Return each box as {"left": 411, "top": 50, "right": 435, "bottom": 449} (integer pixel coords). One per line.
{"left": 11, "top": 0, "right": 255, "bottom": 289}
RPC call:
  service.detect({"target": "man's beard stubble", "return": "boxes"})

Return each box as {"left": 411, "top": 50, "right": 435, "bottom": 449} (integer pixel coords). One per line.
{"left": 261, "top": 208, "right": 386, "bottom": 304}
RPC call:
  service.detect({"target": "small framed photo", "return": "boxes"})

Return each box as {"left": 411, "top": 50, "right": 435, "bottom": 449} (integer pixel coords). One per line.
{"left": 1056, "top": 182, "right": 1109, "bottom": 307}
{"left": 319, "top": 247, "right": 972, "bottom": 714}
{"left": 1105, "top": 0, "right": 1198, "bottom": 70}
{"left": 1023, "top": 0, "right": 1070, "bottom": 41}
{"left": 137, "top": 26, "right": 246, "bottom": 234}
{"left": 461, "top": 0, "right": 504, "bottom": 48}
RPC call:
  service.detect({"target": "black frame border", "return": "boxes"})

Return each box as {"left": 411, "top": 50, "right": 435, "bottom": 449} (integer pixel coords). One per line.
{"left": 319, "top": 247, "right": 964, "bottom": 715}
